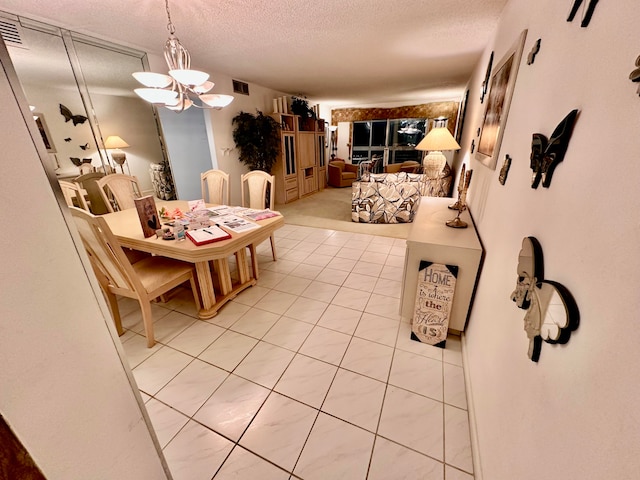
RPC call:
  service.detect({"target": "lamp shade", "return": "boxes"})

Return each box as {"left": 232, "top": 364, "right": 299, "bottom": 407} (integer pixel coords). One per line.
{"left": 132, "top": 72, "right": 173, "bottom": 88}
{"left": 169, "top": 69, "right": 209, "bottom": 87}
{"left": 104, "top": 136, "right": 130, "bottom": 149}
{"left": 416, "top": 127, "right": 461, "bottom": 152}
{"left": 199, "top": 94, "right": 234, "bottom": 109}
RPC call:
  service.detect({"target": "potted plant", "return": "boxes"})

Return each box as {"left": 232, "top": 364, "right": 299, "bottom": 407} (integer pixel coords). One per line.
{"left": 232, "top": 110, "right": 281, "bottom": 172}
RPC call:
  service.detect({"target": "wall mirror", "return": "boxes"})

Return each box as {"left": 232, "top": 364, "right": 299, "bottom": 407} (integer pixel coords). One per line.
{"left": 1, "top": 12, "right": 174, "bottom": 197}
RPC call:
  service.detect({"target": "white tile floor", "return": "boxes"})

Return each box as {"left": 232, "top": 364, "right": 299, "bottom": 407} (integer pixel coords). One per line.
{"left": 119, "top": 224, "right": 474, "bottom": 480}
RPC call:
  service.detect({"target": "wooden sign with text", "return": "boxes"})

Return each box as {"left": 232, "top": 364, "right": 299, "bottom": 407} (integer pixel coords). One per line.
{"left": 411, "top": 261, "right": 458, "bottom": 348}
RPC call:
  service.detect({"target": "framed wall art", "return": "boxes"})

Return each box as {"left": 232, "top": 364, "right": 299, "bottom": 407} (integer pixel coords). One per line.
{"left": 33, "top": 113, "right": 56, "bottom": 153}
{"left": 476, "top": 29, "right": 527, "bottom": 170}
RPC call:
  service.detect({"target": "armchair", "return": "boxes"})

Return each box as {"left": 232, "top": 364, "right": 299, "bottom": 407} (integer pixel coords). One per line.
{"left": 328, "top": 159, "right": 358, "bottom": 188}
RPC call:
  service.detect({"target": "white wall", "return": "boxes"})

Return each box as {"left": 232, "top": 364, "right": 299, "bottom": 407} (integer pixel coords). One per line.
{"left": 459, "top": 1, "right": 640, "bottom": 478}
{"left": 0, "top": 50, "right": 168, "bottom": 478}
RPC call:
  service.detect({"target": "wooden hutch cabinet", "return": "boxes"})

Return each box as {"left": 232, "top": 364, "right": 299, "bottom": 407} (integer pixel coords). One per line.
{"left": 271, "top": 113, "right": 327, "bottom": 204}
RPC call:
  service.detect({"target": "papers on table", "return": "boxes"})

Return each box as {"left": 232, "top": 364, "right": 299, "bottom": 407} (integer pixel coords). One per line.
{"left": 207, "top": 205, "right": 248, "bottom": 217}
{"left": 214, "top": 214, "right": 261, "bottom": 233}
{"left": 241, "top": 209, "right": 280, "bottom": 221}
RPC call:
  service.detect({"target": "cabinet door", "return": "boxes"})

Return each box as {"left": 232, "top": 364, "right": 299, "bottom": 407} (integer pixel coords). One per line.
{"left": 284, "top": 133, "right": 296, "bottom": 177}
{"left": 317, "top": 134, "right": 326, "bottom": 167}
{"left": 298, "top": 133, "right": 316, "bottom": 169}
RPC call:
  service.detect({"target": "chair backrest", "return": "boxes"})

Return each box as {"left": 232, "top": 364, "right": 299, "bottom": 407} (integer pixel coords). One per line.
{"left": 241, "top": 170, "right": 275, "bottom": 210}
{"left": 75, "top": 172, "right": 110, "bottom": 214}
{"left": 69, "top": 207, "right": 143, "bottom": 298}
{"left": 59, "top": 180, "right": 88, "bottom": 210}
{"left": 201, "top": 169, "right": 230, "bottom": 205}
{"left": 96, "top": 174, "right": 142, "bottom": 212}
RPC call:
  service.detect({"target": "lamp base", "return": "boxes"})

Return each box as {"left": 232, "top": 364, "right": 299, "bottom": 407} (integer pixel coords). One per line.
{"left": 423, "top": 151, "right": 447, "bottom": 178}
{"left": 111, "top": 152, "right": 127, "bottom": 174}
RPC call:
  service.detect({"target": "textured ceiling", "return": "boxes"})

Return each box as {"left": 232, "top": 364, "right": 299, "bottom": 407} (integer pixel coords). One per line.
{"left": 0, "top": 0, "right": 508, "bottom": 106}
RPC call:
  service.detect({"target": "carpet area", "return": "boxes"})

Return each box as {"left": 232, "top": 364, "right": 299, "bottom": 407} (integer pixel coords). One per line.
{"left": 275, "top": 185, "right": 411, "bottom": 239}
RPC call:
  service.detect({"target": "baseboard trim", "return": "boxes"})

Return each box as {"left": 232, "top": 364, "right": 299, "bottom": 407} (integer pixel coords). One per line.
{"left": 461, "top": 332, "right": 483, "bottom": 480}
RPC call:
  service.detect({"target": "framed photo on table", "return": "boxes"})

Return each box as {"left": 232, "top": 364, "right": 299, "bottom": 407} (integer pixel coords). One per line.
{"left": 476, "top": 29, "right": 527, "bottom": 170}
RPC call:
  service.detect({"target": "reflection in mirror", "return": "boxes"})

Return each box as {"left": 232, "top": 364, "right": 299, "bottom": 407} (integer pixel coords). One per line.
{"left": 2, "top": 12, "right": 175, "bottom": 199}
{"left": 510, "top": 236, "right": 579, "bottom": 362}
{"left": 6, "top": 18, "right": 97, "bottom": 175}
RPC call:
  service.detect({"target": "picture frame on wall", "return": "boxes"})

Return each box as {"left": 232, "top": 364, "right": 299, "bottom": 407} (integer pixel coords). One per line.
{"left": 33, "top": 113, "right": 56, "bottom": 153}
{"left": 476, "top": 29, "right": 528, "bottom": 170}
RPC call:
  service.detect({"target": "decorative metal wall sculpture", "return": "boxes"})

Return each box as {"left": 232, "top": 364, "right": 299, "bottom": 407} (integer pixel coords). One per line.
{"left": 567, "top": 0, "right": 599, "bottom": 28}
{"left": 480, "top": 52, "right": 494, "bottom": 104}
{"left": 629, "top": 55, "right": 640, "bottom": 96}
{"left": 510, "top": 237, "right": 579, "bottom": 362}
{"left": 529, "top": 109, "right": 579, "bottom": 188}
{"left": 527, "top": 39, "right": 541, "bottom": 65}
{"left": 498, "top": 155, "right": 512, "bottom": 185}
{"left": 59, "top": 104, "right": 88, "bottom": 126}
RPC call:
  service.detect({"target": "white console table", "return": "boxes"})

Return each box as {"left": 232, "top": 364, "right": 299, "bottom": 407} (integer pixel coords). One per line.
{"left": 400, "top": 197, "right": 484, "bottom": 333}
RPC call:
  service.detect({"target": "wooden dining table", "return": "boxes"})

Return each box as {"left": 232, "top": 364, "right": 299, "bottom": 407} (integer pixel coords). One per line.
{"left": 102, "top": 200, "right": 284, "bottom": 319}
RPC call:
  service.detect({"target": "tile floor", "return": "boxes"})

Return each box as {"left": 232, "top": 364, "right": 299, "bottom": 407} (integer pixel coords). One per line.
{"left": 119, "top": 224, "right": 474, "bottom": 480}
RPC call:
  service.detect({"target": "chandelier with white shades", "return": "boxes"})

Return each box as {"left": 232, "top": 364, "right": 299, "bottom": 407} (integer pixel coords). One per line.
{"left": 132, "top": 0, "right": 234, "bottom": 112}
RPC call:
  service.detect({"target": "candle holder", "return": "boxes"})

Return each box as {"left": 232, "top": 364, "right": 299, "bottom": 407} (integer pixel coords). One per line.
{"left": 446, "top": 204, "right": 468, "bottom": 228}
{"left": 449, "top": 163, "right": 465, "bottom": 210}
{"left": 446, "top": 168, "right": 472, "bottom": 229}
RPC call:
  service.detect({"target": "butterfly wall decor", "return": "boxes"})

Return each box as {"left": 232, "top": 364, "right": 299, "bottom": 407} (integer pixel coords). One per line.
{"left": 64, "top": 137, "right": 72, "bottom": 142}
{"left": 59, "top": 104, "right": 88, "bottom": 126}
{"left": 79, "top": 143, "right": 89, "bottom": 150}
{"left": 529, "top": 109, "right": 579, "bottom": 189}
{"left": 567, "top": 0, "right": 599, "bottom": 28}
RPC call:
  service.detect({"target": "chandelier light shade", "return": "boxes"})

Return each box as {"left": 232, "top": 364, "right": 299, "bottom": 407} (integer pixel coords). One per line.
{"left": 132, "top": 0, "right": 233, "bottom": 112}
{"left": 416, "top": 119, "right": 461, "bottom": 178}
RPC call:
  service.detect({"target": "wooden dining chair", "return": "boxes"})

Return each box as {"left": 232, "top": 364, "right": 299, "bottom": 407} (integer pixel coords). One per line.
{"left": 59, "top": 180, "right": 89, "bottom": 210}
{"left": 75, "top": 172, "right": 110, "bottom": 214}
{"left": 70, "top": 207, "right": 201, "bottom": 348}
{"left": 201, "top": 169, "right": 230, "bottom": 205}
{"left": 96, "top": 173, "right": 142, "bottom": 212}
{"left": 241, "top": 170, "right": 277, "bottom": 278}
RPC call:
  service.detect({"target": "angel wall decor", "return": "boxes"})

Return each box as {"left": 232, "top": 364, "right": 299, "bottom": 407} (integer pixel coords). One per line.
{"left": 510, "top": 237, "right": 579, "bottom": 362}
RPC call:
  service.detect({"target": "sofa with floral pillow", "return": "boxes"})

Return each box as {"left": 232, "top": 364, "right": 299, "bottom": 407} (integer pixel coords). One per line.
{"left": 351, "top": 166, "right": 453, "bottom": 224}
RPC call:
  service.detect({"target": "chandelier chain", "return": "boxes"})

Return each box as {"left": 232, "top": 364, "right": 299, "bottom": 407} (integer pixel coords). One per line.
{"left": 165, "top": 0, "right": 175, "bottom": 35}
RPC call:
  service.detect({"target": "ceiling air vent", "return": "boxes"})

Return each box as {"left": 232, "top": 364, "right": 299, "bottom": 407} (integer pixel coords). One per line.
{"left": 233, "top": 80, "right": 249, "bottom": 96}
{"left": 0, "top": 19, "right": 27, "bottom": 49}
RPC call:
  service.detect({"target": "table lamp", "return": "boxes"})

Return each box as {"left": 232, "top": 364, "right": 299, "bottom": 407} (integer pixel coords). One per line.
{"left": 104, "top": 135, "right": 130, "bottom": 173}
{"left": 416, "top": 120, "right": 460, "bottom": 178}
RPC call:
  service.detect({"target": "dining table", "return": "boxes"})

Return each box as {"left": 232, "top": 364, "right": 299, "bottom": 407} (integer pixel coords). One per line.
{"left": 101, "top": 200, "right": 284, "bottom": 319}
